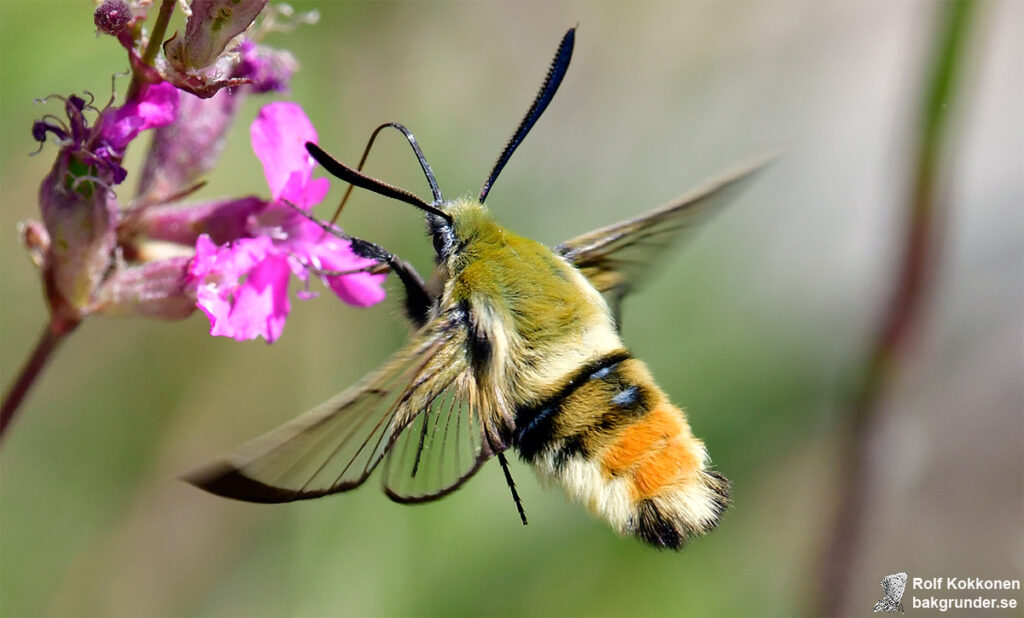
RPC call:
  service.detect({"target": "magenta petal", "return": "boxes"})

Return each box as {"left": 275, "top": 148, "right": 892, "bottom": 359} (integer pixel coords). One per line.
{"left": 196, "top": 285, "right": 234, "bottom": 337}
{"left": 134, "top": 82, "right": 179, "bottom": 128}
{"left": 276, "top": 171, "right": 306, "bottom": 207}
{"left": 189, "top": 235, "right": 293, "bottom": 342}
{"left": 103, "top": 82, "right": 180, "bottom": 150}
{"left": 280, "top": 173, "right": 330, "bottom": 209}
{"left": 304, "top": 234, "right": 387, "bottom": 308}
{"left": 228, "top": 253, "right": 291, "bottom": 342}
{"left": 326, "top": 271, "right": 387, "bottom": 307}
{"left": 251, "top": 102, "right": 318, "bottom": 201}
{"left": 189, "top": 234, "right": 270, "bottom": 282}
{"left": 302, "top": 177, "right": 330, "bottom": 207}
{"left": 191, "top": 234, "right": 218, "bottom": 272}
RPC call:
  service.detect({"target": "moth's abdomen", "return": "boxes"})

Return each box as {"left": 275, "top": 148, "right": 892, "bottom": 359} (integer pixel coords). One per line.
{"left": 513, "top": 352, "right": 729, "bottom": 550}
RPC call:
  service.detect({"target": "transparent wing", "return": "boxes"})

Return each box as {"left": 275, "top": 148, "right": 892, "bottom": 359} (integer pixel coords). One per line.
{"left": 382, "top": 371, "right": 497, "bottom": 503}
{"left": 555, "top": 154, "right": 777, "bottom": 303}
{"left": 186, "top": 309, "right": 469, "bottom": 503}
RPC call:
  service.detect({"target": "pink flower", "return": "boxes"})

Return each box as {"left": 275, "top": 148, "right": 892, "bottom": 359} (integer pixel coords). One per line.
{"left": 30, "top": 84, "right": 177, "bottom": 319}
{"left": 100, "top": 82, "right": 179, "bottom": 150}
{"left": 32, "top": 84, "right": 178, "bottom": 188}
{"left": 189, "top": 235, "right": 289, "bottom": 341}
{"left": 187, "top": 102, "right": 386, "bottom": 342}
{"left": 250, "top": 102, "right": 328, "bottom": 207}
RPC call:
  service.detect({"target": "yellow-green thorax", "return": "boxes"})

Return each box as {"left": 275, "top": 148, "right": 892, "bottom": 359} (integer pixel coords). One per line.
{"left": 436, "top": 198, "right": 623, "bottom": 412}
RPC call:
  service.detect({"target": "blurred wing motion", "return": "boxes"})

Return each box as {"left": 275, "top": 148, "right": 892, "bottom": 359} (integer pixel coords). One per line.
{"left": 555, "top": 154, "right": 778, "bottom": 315}
{"left": 382, "top": 370, "right": 496, "bottom": 503}
{"left": 186, "top": 309, "right": 482, "bottom": 503}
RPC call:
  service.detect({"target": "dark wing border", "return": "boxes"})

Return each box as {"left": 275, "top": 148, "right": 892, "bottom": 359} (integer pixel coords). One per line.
{"left": 381, "top": 371, "right": 501, "bottom": 504}
{"left": 185, "top": 309, "right": 470, "bottom": 503}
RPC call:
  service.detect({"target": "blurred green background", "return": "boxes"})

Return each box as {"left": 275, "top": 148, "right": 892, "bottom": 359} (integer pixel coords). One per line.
{"left": 1, "top": 2, "right": 1021, "bottom": 616}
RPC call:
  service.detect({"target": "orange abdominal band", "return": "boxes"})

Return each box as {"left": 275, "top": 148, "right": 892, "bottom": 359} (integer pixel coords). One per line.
{"left": 601, "top": 405, "right": 700, "bottom": 499}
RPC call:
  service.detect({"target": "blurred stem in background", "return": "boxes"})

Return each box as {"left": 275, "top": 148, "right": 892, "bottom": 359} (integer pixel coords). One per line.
{"left": 812, "top": 1, "right": 977, "bottom": 614}
{"left": 0, "top": 321, "right": 75, "bottom": 441}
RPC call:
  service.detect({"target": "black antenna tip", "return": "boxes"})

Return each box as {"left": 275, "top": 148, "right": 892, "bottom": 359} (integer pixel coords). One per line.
{"left": 479, "top": 27, "right": 577, "bottom": 203}
{"left": 305, "top": 141, "right": 326, "bottom": 163}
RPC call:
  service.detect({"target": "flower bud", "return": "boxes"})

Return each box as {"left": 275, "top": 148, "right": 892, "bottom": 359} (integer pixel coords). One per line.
{"left": 38, "top": 151, "right": 119, "bottom": 315}
{"left": 137, "top": 90, "right": 244, "bottom": 202}
{"left": 95, "top": 257, "right": 196, "bottom": 320}
{"left": 234, "top": 40, "right": 297, "bottom": 94}
{"left": 19, "top": 220, "right": 50, "bottom": 268}
{"left": 94, "top": 0, "right": 132, "bottom": 36}
{"left": 164, "top": 0, "right": 269, "bottom": 71}
{"left": 130, "top": 196, "right": 265, "bottom": 246}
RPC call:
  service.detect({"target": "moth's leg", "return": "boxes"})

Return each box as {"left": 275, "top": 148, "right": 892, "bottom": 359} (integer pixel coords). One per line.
{"left": 347, "top": 237, "right": 433, "bottom": 327}
{"left": 284, "top": 201, "right": 434, "bottom": 326}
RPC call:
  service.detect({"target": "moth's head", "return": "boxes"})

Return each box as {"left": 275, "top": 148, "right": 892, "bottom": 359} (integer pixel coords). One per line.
{"left": 426, "top": 210, "right": 455, "bottom": 260}
{"left": 427, "top": 198, "right": 501, "bottom": 263}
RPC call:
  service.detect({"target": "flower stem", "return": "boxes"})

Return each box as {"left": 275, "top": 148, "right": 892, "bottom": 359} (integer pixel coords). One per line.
{"left": 141, "top": 0, "right": 176, "bottom": 66}
{"left": 127, "top": 0, "right": 176, "bottom": 99}
{"left": 0, "top": 321, "right": 75, "bottom": 443}
{"left": 810, "top": 1, "right": 976, "bottom": 614}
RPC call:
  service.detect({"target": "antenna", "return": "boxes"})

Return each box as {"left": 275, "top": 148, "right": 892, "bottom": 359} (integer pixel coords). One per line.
{"left": 330, "top": 122, "right": 443, "bottom": 225}
{"left": 306, "top": 142, "right": 452, "bottom": 223}
{"left": 479, "top": 27, "right": 576, "bottom": 203}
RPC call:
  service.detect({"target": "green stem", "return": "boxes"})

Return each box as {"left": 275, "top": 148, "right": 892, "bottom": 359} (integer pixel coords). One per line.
{"left": 0, "top": 321, "right": 76, "bottom": 443}
{"left": 810, "top": 2, "right": 977, "bottom": 614}
{"left": 141, "top": 0, "right": 176, "bottom": 66}
{"left": 127, "top": 0, "right": 176, "bottom": 99}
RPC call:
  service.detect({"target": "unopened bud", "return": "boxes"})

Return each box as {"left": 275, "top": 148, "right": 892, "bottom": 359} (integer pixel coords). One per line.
{"left": 131, "top": 196, "right": 265, "bottom": 246}
{"left": 137, "top": 90, "right": 244, "bottom": 202}
{"left": 39, "top": 152, "right": 118, "bottom": 314}
{"left": 94, "top": 0, "right": 132, "bottom": 36}
{"left": 164, "top": 0, "right": 269, "bottom": 71}
{"left": 95, "top": 257, "right": 197, "bottom": 320}
{"left": 233, "top": 40, "right": 297, "bottom": 94}
{"left": 19, "top": 220, "right": 50, "bottom": 268}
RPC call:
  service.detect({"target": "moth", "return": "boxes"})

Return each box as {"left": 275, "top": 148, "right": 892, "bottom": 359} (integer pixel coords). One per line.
{"left": 188, "top": 28, "right": 772, "bottom": 550}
